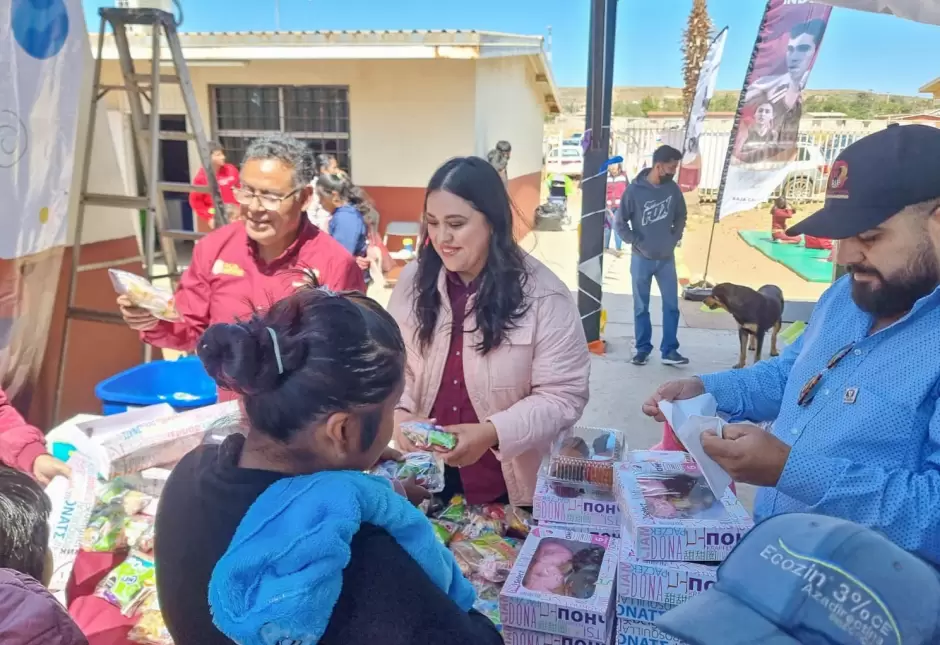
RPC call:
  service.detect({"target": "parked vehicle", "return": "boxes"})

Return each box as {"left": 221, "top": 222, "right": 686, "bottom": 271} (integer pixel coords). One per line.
{"left": 778, "top": 142, "right": 829, "bottom": 203}
{"left": 545, "top": 145, "right": 584, "bottom": 178}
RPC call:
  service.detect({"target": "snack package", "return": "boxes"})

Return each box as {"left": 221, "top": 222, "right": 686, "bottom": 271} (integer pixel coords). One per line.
{"left": 94, "top": 553, "right": 156, "bottom": 615}
{"left": 128, "top": 594, "right": 173, "bottom": 645}
{"left": 544, "top": 427, "right": 625, "bottom": 493}
{"left": 45, "top": 453, "right": 98, "bottom": 601}
{"left": 400, "top": 421, "right": 457, "bottom": 451}
{"left": 450, "top": 534, "right": 519, "bottom": 584}
{"left": 454, "top": 506, "right": 505, "bottom": 542}
{"left": 430, "top": 519, "right": 460, "bottom": 545}
{"left": 124, "top": 515, "right": 155, "bottom": 553}
{"left": 370, "top": 451, "right": 445, "bottom": 493}
{"left": 439, "top": 495, "right": 468, "bottom": 524}
{"left": 108, "top": 269, "right": 181, "bottom": 322}
{"left": 82, "top": 503, "right": 127, "bottom": 552}
{"left": 504, "top": 505, "right": 533, "bottom": 539}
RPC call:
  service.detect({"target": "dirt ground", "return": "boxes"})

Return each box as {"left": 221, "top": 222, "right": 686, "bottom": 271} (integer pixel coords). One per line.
{"left": 680, "top": 198, "right": 831, "bottom": 303}
{"left": 561, "top": 188, "right": 832, "bottom": 303}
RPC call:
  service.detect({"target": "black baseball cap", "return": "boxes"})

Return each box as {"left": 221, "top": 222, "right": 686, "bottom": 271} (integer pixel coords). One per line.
{"left": 787, "top": 124, "right": 940, "bottom": 240}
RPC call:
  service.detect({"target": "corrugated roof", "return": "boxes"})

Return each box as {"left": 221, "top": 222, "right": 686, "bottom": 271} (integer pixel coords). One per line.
{"left": 88, "top": 28, "right": 559, "bottom": 113}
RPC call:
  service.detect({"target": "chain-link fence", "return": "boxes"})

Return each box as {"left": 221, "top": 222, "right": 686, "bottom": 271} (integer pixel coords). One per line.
{"left": 608, "top": 127, "right": 868, "bottom": 203}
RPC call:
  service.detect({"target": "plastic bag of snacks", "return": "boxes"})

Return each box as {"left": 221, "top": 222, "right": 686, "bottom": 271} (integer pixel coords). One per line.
{"left": 439, "top": 495, "right": 468, "bottom": 524}
{"left": 128, "top": 593, "right": 172, "bottom": 645}
{"left": 371, "top": 452, "right": 445, "bottom": 493}
{"left": 124, "top": 515, "right": 155, "bottom": 554}
{"left": 504, "top": 505, "right": 533, "bottom": 539}
{"left": 94, "top": 552, "right": 156, "bottom": 616}
{"left": 400, "top": 421, "right": 457, "bottom": 451}
{"left": 454, "top": 507, "right": 505, "bottom": 542}
{"left": 108, "top": 269, "right": 181, "bottom": 322}
{"left": 450, "top": 534, "right": 519, "bottom": 584}
{"left": 82, "top": 503, "right": 127, "bottom": 552}
{"left": 430, "top": 519, "right": 461, "bottom": 545}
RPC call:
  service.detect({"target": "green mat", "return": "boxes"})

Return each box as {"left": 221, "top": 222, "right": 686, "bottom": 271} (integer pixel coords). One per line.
{"left": 737, "top": 230, "right": 833, "bottom": 283}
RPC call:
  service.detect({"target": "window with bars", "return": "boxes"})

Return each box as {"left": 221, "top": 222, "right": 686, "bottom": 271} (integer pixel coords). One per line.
{"left": 212, "top": 85, "right": 351, "bottom": 173}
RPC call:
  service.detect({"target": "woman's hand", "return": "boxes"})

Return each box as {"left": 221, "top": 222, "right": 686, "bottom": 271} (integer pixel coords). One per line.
{"left": 442, "top": 422, "right": 499, "bottom": 468}
{"left": 33, "top": 454, "right": 71, "bottom": 486}
{"left": 355, "top": 256, "right": 371, "bottom": 270}
{"left": 117, "top": 295, "right": 160, "bottom": 332}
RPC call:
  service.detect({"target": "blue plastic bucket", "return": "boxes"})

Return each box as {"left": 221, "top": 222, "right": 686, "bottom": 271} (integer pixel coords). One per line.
{"left": 94, "top": 356, "right": 218, "bottom": 415}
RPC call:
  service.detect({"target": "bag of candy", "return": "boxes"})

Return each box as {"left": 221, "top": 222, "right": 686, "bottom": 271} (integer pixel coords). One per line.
{"left": 128, "top": 593, "right": 172, "bottom": 645}
{"left": 439, "top": 495, "right": 468, "bottom": 524}
{"left": 455, "top": 507, "right": 505, "bottom": 542}
{"left": 82, "top": 503, "right": 127, "bottom": 552}
{"left": 94, "top": 552, "right": 156, "bottom": 615}
{"left": 400, "top": 421, "right": 457, "bottom": 451}
{"left": 108, "top": 269, "right": 181, "bottom": 322}
{"left": 450, "top": 534, "right": 519, "bottom": 584}
{"left": 124, "top": 515, "right": 155, "bottom": 554}
{"left": 370, "top": 452, "right": 445, "bottom": 493}
{"left": 430, "top": 519, "right": 461, "bottom": 545}
{"left": 504, "top": 505, "right": 533, "bottom": 538}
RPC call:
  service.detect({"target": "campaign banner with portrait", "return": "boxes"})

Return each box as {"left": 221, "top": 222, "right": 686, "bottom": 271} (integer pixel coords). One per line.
{"left": 715, "top": 0, "right": 831, "bottom": 220}
{"left": 678, "top": 27, "right": 728, "bottom": 194}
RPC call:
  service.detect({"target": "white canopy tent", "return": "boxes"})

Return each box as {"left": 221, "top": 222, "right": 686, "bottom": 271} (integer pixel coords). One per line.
{"left": 821, "top": 0, "right": 940, "bottom": 25}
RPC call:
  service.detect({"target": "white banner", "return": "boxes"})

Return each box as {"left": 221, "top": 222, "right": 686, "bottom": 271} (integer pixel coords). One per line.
{"left": 716, "top": 0, "right": 832, "bottom": 220}
{"left": 678, "top": 27, "right": 728, "bottom": 194}
{"left": 3, "top": 0, "right": 85, "bottom": 259}
{"left": 821, "top": 0, "right": 940, "bottom": 25}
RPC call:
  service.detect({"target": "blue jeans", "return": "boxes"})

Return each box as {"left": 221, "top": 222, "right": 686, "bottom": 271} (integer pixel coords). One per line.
{"left": 631, "top": 253, "right": 680, "bottom": 356}
{"left": 603, "top": 227, "right": 623, "bottom": 251}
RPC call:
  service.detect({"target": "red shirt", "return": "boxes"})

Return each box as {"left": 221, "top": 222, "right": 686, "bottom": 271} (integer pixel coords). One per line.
{"left": 771, "top": 207, "right": 794, "bottom": 232}
{"left": 430, "top": 272, "right": 508, "bottom": 504}
{"left": 0, "top": 387, "right": 46, "bottom": 474}
{"left": 190, "top": 164, "right": 240, "bottom": 222}
{"left": 142, "top": 219, "right": 364, "bottom": 362}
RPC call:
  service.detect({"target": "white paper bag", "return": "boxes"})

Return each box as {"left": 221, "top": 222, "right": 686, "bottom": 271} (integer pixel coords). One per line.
{"left": 659, "top": 395, "right": 732, "bottom": 495}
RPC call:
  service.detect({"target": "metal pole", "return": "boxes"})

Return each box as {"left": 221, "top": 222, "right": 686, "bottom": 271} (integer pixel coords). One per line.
{"left": 577, "top": 0, "right": 617, "bottom": 345}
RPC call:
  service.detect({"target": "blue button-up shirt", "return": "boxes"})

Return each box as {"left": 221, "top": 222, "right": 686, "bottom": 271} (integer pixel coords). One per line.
{"left": 700, "top": 275, "right": 940, "bottom": 565}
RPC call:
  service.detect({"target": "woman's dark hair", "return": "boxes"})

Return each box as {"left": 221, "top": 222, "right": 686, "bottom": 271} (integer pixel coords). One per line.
{"left": 414, "top": 156, "right": 530, "bottom": 355}
{"left": 198, "top": 289, "right": 405, "bottom": 448}
{"left": 0, "top": 466, "right": 51, "bottom": 581}
{"left": 774, "top": 196, "right": 788, "bottom": 210}
{"left": 315, "top": 153, "right": 335, "bottom": 175}
{"left": 319, "top": 173, "right": 371, "bottom": 217}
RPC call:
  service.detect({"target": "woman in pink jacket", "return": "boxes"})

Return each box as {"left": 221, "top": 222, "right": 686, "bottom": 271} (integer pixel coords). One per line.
{"left": 388, "top": 157, "right": 591, "bottom": 508}
{"left": 0, "top": 388, "right": 70, "bottom": 484}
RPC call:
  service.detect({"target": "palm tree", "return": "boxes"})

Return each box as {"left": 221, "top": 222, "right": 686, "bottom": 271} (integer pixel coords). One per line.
{"left": 681, "top": 0, "right": 714, "bottom": 117}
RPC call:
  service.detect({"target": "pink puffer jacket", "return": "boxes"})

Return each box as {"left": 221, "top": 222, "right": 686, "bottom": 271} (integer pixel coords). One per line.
{"left": 0, "top": 569, "right": 88, "bottom": 644}
{"left": 388, "top": 255, "right": 591, "bottom": 506}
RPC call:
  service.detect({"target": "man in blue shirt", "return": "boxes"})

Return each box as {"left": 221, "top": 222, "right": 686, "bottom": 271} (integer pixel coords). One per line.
{"left": 642, "top": 124, "right": 940, "bottom": 565}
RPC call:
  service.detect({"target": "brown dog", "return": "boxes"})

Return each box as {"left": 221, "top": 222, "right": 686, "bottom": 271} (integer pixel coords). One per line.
{"left": 703, "top": 283, "right": 785, "bottom": 368}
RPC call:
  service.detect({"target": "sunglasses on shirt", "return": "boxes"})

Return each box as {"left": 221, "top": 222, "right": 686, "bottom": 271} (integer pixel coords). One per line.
{"left": 797, "top": 342, "right": 856, "bottom": 407}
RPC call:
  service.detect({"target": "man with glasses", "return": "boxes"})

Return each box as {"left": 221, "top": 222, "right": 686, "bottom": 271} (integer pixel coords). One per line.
{"left": 118, "top": 133, "right": 365, "bottom": 401}
{"left": 641, "top": 124, "right": 940, "bottom": 565}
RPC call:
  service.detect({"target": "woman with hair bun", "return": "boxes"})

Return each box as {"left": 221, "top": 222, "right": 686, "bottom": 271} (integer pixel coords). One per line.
{"left": 154, "top": 287, "right": 501, "bottom": 645}
{"left": 388, "top": 156, "right": 591, "bottom": 508}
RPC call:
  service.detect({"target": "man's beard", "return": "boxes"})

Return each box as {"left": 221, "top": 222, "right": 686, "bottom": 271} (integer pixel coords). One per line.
{"left": 850, "top": 243, "right": 940, "bottom": 318}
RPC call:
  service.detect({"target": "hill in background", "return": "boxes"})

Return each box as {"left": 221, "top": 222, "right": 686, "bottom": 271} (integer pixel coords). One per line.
{"left": 557, "top": 86, "right": 937, "bottom": 119}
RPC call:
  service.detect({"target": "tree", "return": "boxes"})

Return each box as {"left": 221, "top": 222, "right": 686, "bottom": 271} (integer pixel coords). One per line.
{"left": 681, "top": 0, "right": 714, "bottom": 117}
{"left": 640, "top": 95, "right": 660, "bottom": 115}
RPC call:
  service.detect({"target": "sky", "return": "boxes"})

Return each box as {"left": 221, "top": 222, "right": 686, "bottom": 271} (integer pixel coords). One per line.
{"left": 81, "top": 0, "right": 940, "bottom": 95}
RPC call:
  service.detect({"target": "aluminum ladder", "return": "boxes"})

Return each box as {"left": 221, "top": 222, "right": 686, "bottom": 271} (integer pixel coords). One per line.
{"left": 51, "top": 6, "right": 226, "bottom": 422}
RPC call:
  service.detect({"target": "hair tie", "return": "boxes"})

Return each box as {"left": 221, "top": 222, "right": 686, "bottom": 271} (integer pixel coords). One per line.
{"left": 266, "top": 327, "right": 284, "bottom": 375}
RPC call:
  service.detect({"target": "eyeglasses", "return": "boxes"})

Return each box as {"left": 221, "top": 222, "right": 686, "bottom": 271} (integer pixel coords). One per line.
{"left": 232, "top": 186, "right": 302, "bottom": 211}
{"left": 797, "top": 342, "right": 855, "bottom": 407}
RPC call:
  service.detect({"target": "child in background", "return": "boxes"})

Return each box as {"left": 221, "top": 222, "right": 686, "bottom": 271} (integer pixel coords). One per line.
{"left": 0, "top": 466, "right": 88, "bottom": 644}
{"left": 605, "top": 163, "right": 628, "bottom": 255}
{"left": 770, "top": 197, "right": 801, "bottom": 244}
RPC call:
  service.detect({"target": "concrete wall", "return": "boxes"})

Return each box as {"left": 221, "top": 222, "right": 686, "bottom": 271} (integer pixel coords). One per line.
{"left": 474, "top": 56, "right": 546, "bottom": 236}
{"left": 97, "top": 54, "right": 548, "bottom": 239}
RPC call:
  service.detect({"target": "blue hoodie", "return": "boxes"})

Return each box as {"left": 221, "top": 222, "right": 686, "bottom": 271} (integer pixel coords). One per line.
{"left": 615, "top": 168, "right": 687, "bottom": 260}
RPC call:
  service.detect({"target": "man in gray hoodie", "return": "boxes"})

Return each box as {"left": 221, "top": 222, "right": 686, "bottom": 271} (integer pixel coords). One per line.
{"left": 615, "top": 145, "right": 688, "bottom": 366}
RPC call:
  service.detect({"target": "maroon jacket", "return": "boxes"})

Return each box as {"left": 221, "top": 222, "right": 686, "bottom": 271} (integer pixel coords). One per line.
{"left": 0, "top": 569, "right": 87, "bottom": 645}
{"left": 0, "top": 388, "right": 46, "bottom": 474}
